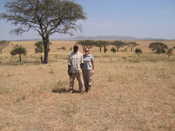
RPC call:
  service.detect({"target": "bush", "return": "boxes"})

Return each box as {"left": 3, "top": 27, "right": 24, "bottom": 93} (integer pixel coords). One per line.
{"left": 10, "top": 45, "right": 27, "bottom": 63}
{"left": 167, "top": 48, "right": 174, "bottom": 58}
{"left": 149, "top": 42, "right": 168, "bottom": 54}
{"left": 135, "top": 48, "right": 143, "bottom": 55}
{"left": 111, "top": 47, "right": 117, "bottom": 53}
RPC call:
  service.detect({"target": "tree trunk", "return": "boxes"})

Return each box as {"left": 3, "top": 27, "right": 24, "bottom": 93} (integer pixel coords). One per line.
{"left": 117, "top": 47, "right": 119, "bottom": 52}
{"left": 42, "top": 36, "right": 49, "bottom": 64}
{"left": 99, "top": 47, "right": 101, "bottom": 53}
{"left": 19, "top": 54, "right": 22, "bottom": 64}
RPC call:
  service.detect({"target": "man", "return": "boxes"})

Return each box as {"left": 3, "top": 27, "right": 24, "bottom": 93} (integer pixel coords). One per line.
{"left": 68, "top": 45, "right": 84, "bottom": 93}
{"left": 82, "top": 48, "right": 95, "bottom": 92}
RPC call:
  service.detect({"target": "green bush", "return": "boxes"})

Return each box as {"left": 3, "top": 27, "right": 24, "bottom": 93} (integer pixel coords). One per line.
{"left": 10, "top": 45, "right": 27, "bottom": 63}
{"left": 149, "top": 42, "right": 168, "bottom": 54}
{"left": 111, "top": 47, "right": 117, "bottom": 53}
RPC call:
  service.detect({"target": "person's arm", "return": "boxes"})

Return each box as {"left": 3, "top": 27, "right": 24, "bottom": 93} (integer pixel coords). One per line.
{"left": 91, "top": 55, "right": 95, "bottom": 71}
{"left": 67, "top": 54, "right": 71, "bottom": 75}
{"left": 80, "top": 54, "right": 84, "bottom": 69}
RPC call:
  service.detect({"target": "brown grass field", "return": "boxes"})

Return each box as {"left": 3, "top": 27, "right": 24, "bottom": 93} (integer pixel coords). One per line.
{"left": 0, "top": 40, "right": 175, "bottom": 131}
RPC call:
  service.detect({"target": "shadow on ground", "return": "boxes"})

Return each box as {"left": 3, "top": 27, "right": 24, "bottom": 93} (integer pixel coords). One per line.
{"left": 52, "top": 88, "right": 82, "bottom": 94}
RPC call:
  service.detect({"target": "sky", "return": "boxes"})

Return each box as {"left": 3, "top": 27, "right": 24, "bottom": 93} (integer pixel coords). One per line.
{"left": 0, "top": 0, "right": 175, "bottom": 40}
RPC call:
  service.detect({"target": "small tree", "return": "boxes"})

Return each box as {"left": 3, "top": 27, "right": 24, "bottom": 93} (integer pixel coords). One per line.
{"left": 104, "top": 46, "right": 108, "bottom": 53}
{"left": 135, "top": 48, "right": 143, "bottom": 56}
{"left": 111, "top": 47, "right": 117, "bottom": 54}
{"left": 94, "top": 40, "right": 110, "bottom": 53}
{"left": 167, "top": 48, "right": 174, "bottom": 58}
{"left": 149, "top": 42, "right": 168, "bottom": 54}
{"left": 10, "top": 45, "right": 27, "bottom": 63}
{"left": 111, "top": 41, "right": 127, "bottom": 52}
{"left": 127, "top": 42, "right": 139, "bottom": 52}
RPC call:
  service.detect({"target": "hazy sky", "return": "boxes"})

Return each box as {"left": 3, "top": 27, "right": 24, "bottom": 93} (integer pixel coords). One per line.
{"left": 0, "top": 0, "right": 175, "bottom": 40}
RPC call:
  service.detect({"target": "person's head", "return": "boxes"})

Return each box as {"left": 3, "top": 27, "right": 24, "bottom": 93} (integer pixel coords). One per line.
{"left": 73, "top": 45, "right": 79, "bottom": 53}
{"left": 84, "top": 48, "right": 90, "bottom": 55}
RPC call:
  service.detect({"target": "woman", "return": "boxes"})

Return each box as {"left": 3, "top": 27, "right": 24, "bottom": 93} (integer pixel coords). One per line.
{"left": 82, "top": 48, "right": 95, "bottom": 92}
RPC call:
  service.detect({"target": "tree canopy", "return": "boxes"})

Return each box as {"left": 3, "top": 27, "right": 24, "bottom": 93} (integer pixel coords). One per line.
{"left": 149, "top": 42, "right": 168, "bottom": 54}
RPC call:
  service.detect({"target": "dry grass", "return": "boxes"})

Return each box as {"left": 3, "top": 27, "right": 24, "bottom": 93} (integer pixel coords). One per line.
{"left": 0, "top": 40, "right": 175, "bottom": 131}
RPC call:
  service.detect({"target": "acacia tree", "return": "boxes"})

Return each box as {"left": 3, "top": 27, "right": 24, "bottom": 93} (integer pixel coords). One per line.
{"left": 127, "top": 42, "right": 139, "bottom": 52}
{"left": 95, "top": 40, "right": 109, "bottom": 53}
{"left": 0, "top": 0, "right": 86, "bottom": 64}
{"left": 111, "top": 41, "right": 126, "bottom": 52}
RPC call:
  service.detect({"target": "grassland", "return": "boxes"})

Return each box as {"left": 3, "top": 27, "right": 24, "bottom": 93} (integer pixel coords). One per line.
{"left": 0, "top": 40, "right": 175, "bottom": 131}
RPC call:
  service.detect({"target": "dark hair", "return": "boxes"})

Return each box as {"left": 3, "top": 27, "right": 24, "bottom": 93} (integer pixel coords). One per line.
{"left": 73, "top": 45, "right": 79, "bottom": 53}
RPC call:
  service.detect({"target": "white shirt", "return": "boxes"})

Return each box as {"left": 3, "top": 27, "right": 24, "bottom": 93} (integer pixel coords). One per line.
{"left": 68, "top": 51, "right": 83, "bottom": 71}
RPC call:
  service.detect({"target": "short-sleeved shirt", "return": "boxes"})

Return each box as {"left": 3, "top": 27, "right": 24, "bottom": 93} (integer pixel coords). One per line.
{"left": 68, "top": 51, "right": 83, "bottom": 71}
{"left": 83, "top": 54, "right": 94, "bottom": 70}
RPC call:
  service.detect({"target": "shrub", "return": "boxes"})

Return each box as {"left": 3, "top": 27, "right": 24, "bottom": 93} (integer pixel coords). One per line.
{"left": 10, "top": 45, "right": 27, "bottom": 64}
{"left": 135, "top": 48, "right": 143, "bottom": 55}
{"left": 111, "top": 47, "right": 117, "bottom": 53}
{"left": 167, "top": 48, "right": 174, "bottom": 58}
{"left": 149, "top": 42, "right": 168, "bottom": 54}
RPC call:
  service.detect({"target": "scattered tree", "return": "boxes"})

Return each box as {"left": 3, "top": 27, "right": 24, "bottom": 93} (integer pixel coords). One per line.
{"left": 96, "top": 41, "right": 109, "bottom": 53}
{"left": 77, "top": 40, "right": 95, "bottom": 49}
{"left": 104, "top": 46, "right": 108, "bottom": 53}
{"left": 111, "top": 41, "right": 127, "bottom": 52}
{"left": 127, "top": 42, "right": 139, "bottom": 52}
{"left": 10, "top": 45, "right": 27, "bottom": 63}
{"left": 1, "top": 0, "right": 86, "bottom": 64}
{"left": 149, "top": 42, "right": 168, "bottom": 54}
{"left": 95, "top": 41, "right": 103, "bottom": 53}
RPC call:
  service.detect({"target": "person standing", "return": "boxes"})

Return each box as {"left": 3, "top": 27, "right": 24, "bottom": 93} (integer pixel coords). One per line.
{"left": 68, "top": 45, "right": 84, "bottom": 93}
{"left": 82, "top": 48, "right": 95, "bottom": 92}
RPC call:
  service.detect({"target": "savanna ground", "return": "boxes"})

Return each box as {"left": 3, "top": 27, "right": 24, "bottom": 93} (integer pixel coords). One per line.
{"left": 0, "top": 40, "right": 175, "bottom": 131}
